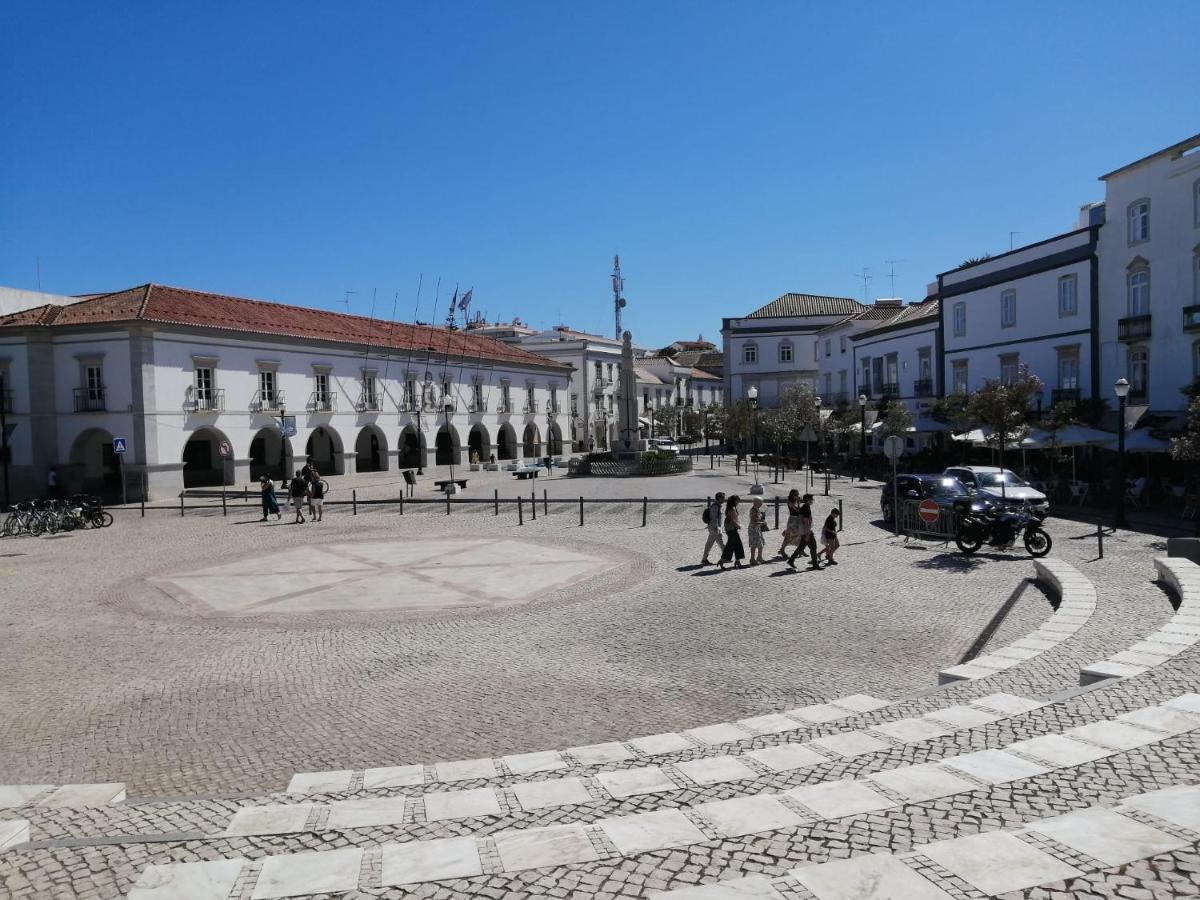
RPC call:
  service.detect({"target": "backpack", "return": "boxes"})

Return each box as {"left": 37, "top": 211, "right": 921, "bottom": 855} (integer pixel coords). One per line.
{"left": 702, "top": 506, "right": 712, "bottom": 525}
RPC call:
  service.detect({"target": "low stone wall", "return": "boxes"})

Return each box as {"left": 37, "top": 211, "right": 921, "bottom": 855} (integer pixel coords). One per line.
{"left": 568, "top": 457, "right": 693, "bottom": 477}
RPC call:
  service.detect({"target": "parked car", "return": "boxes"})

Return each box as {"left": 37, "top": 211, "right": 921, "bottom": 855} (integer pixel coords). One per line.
{"left": 943, "top": 465, "right": 1049, "bottom": 512}
{"left": 880, "top": 474, "right": 986, "bottom": 523}
{"left": 647, "top": 437, "right": 680, "bottom": 455}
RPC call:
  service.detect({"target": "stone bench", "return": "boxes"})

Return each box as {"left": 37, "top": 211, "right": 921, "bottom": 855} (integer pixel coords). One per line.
{"left": 938, "top": 558, "right": 1096, "bottom": 685}
{"left": 1080, "top": 556, "right": 1200, "bottom": 684}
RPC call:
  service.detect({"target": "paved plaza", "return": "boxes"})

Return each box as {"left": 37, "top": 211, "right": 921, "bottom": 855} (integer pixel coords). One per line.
{"left": 1, "top": 464, "right": 1198, "bottom": 898}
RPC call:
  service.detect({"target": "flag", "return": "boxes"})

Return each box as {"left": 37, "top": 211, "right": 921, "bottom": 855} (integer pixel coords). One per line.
{"left": 458, "top": 288, "right": 473, "bottom": 311}
{"left": 448, "top": 287, "right": 458, "bottom": 309}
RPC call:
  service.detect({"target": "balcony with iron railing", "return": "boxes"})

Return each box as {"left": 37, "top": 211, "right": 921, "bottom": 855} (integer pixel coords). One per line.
{"left": 74, "top": 387, "right": 106, "bottom": 412}
{"left": 1051, "top": 387, "right": 1081, "bottom": 405}
{"left": 547, "top": 402, "right": 560, "bottom": 414}
{"left": 1129, "top": 386, "right": 1148, "bottom": 402}
{"left": 913, "top": 378, "right": 934, "bottom": 397}
{"left": 355, "top": 393, "right": 382, "bottom": 413}
{"left": 251, "top": 390, "right": 286, "bottom": 413}
{"left": 523, "top": 399, "right": 539, "bottom": 413}
{"left": 187, "top": 389, "right": 225, "bottom": 413}
{"left": 1118, "top": 314, "right": 1152, "bottom": 342}
{"left": 308, "top": 391, "right": 337, "bottom": 413}
{"left": 1184, "top": 305, "right": 1200, "bottom": 333}
{"left": 880, "top": 382, "right": 900, "bottom": 397}
{"left": 592, "top": 377, "right": 613, "bottom": 393}
{"left": 498, "top": 399, "right": 514, "bottom": 414}
{"left": 468, "top": 399, "right": 487, "bottom": 413}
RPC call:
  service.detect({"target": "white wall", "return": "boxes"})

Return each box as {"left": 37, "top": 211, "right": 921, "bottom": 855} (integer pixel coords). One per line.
{"left": 1097, "top": 143, "right": 1200, "bottom": 409}
{"left": 724, "top": 315, "right": 848, "bottom": 407}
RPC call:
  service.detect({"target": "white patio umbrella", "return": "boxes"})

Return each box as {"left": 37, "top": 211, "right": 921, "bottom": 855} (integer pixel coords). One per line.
{"left": 1108, "top": 428, "right": 1169, "bottom": 454}
{"left": 1024, "top": 423, "right": 1115, "bottom": 481}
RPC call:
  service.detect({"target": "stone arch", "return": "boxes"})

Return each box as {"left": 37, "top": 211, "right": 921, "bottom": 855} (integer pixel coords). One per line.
{"left": 355, "top": 424, "right": 388, "bottom": 473}
{"left": 68, "top": 427, "right": 121, "bottom": 495}
{"left": 249, "top": 427, "right": 293, "bottom": 481}
{"left": 182, "top": 426, "right": 234, "bottom": 488}
{"left": 547, "top": 422, "right": 564, "bottom": 456}
{"left": 305, "top": 426, "right": 345, "bottom": 476}
{"left": 398, "top": 425, "right": 424, "bottom": 469}
{"left": 522, "top": 423, "right": 541, "bottom": 458}
{"left": 496, "top": 422, "right": 518, "bottom": 461}
{"left": 435, "top": 423, "right": 461, "bottom": 466}
{"left": 468, "top": 423, "right": 490, "bottom": 464}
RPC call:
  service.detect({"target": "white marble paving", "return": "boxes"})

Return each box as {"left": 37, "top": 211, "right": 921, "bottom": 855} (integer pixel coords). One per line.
{"left": 919, "top": 830, "right": 1081, "bottom": 895}
{"left": 744, "top": 743, "right": 828, "bottom": 772}
{"left": 940, "top": 749, "right": 1049, "bottom": 785}
{"left": 806, "top": 731, "right": 891, "bottom": 759}
{"left": 251, "top": 846, "right": 363, "bottom": 899}
{"left": 830, "top": 694, "right": 890, "bottom": 713}
{"left": 0, "top": 817, "right": 30, "bottom": 851}
{"left": 435, "top": 756, "right": 498, "bottom": 782}
{"left": 503, "top": 750, "right": 568, "bottom": 776}
{"left": 129, "top": 859, "right": 246, "bottom": 900}
{"left": 512, "top": 777, "right": 593, "bottom": 810}
{"left": 0, "top": 785, "right": 52, "bottom": 809}
{"left": 1028, "top": 808, "right": 1186, "bottom": 867}
{"left": 922, "top": 705, "right": 1002, "bottom": 729}
{"left": 567, "top": 741, "right": 634, "bottom": 766}
{"left": 37, "top": 783, "right": 126, "bottom": 808}
{"left": 1007, "top": 734, "right": 1114, "bottom": 767}
{"left": 784, "top": 703, "right": 851, "bottom": 724}
{"left": 629, "top": 732, "right": 695, "bottom": 755}
{"left": 1115, "top": 705, "right": 1200, "bottom": 736}
{"left": 424, "top": 787, "right": 502, "bottom": 821}
{"left": 649, "top": 876, "right": 785, "bottom": 898}
{"left": 792, "top": 853, "right": 954, "bottom": 900}
{"left": 598, "top": 808, "right": 707, "bottom": 855}
{"left": 492, "top": 823, "right": 600, "bottom": 872}
{"left": 1118, "top": 784, "right": 1200, "bottom": 831}
{"left": 1069, "top": 720, "right": 1162, "bottom": 750}
{"left": 737, "top": 713, "right": 801, "bottom": 736}
{"left": 868, "top": 717, "right": 952, "bottom": 745}
{"left": 380, "top": 836, "right": 483, "bottom": 886}
{"left": 684, "top": 722, "right": 754, "bottom": 746}
{"left": 596, "top": 766, "right": 677, "bottom": 799}
{"left": 286, "top": 770, "right": 353, "bottom": 795}
{"left": 326, "top": 796, "right": 406, "bottom": 829}
{"left": 1165, "top": 693, "right": 1200, "bottom": 714}
{"left": 694, "top": 795, "right": 806, "bottom": 838}
{"left": 225, "top": 804, "right": 313, "bottom": 837}
{"left": 785, "top": 780, "right": 894, "bottom": 819}
{"left": 363, "top": 764, "right": 424, "bottom": 789}
{"left": 865, "top": 763, "right": 976, "bottom": 803}
{"left": 674, "top": 755, "right": 758, "bottom": 785}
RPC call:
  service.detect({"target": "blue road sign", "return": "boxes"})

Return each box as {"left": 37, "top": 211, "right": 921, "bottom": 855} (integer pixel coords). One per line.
{"left": 112, "top": 437, "right": 128, "bottom": 454}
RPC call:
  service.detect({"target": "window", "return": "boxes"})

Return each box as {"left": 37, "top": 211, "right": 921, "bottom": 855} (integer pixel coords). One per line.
{"left": 259, "top": 370, "right": 277, "bottom": 407}
{"left": 526, "top": 384, "right": 535, "bottom": 410}
{"left": 872, "top": 357, "right": 884, "bottom": 396}
{"left": 1057, "top": 347, "right": 1080, "bottom": 390}
{"left": 549, "top": 386, "right": 558, "bottom": 412}
{"left": 594, "top": 360, "right": 602, "bottom": 382}
{"left": 472, "top": 381, "right": 484, "bottom": 411}
{"left": 822, "top": 373, "right": 831, "bottom": 396}
{"left": 405, "top": 377, "right": 417, "bottom": 410}
{"left": 194, "top": 367, "right": 214, "bottom": 405}
{"left": 1058, "top": 275, "right": 1077, "bottom": 317}
{"left": 570, "top": 392, "right": 578, "bottom": 415}
{"left": 917, "top": 347, "right": 932, "bottom": 382}
{"left": 85, "top": 364, "right": 103, "bottom": 399}
{"left": 1128, "top": 346, "right": 1149, "bottom": 398}
{"left": 814, "top": 341, "right": 819, "bottom": 360}
{"left": 362, "top": 374, "right": 377, "bottom": 409}
{"left": 606, "top": 363, "right": 613, "bottom": 385}
{"left": 838, "top": 370, "right": 847, "bottom": 396}
{"left": 952, "top": 360, "right": 969, "bottom": 394}
{"left": 314, "top": 372, "right": 330, "bottom": 402}
{"left": 743, "top": 343, "right": 758, "bottom": 364}
{"left": 500, "top": 382, "right": 511, "bottom": 411}
{"left": 884, "top": 353, "right": 898, "bottom": 393}
{"left": 1128, "top": 268, "right": 1150, "bottom": 315}
{"left": 999, "top": 354, "right": 1019, "bottom": 386}
{"left": 824, "top": 339, "right": 831, "bottom": 358}
{"left": 840, "top": 335, "right": 847, "bottom": 353}
{"left": 953, "top": 302, "right": 966, "bottom": 336}
{"left": 441, "top": 377, "right": 452, "bottom": 402}
{"left": 860, "top": 358, "right": 871, "bottom": 396}
{"left": 1194, "top": 341, "right": 1200, "bottom": 381}
{"left": 778, "top": 342, "right": 792, "bottom": 363}
{"left": 1000, "top": 289, "right": 1016, "bottom": 328}
{"left": 643, "top": 391, "right": 650, "bottom": 412}
{"left": 1128, "top": 199, "right": 1150, "bottom": 244}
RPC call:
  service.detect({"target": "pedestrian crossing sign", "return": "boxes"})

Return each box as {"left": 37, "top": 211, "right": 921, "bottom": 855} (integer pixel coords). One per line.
{"left": 112, "top": 438, "right": 127, "bottom": 454}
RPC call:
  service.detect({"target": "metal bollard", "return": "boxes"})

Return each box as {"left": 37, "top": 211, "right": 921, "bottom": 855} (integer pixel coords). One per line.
{"left": 642, "top": 497, "right": 648, "bottom": 527}
{"left": 579, "top": 496, "right": 584, "bottom": 526}
{"left": 1097, "top": 523, "right": 1104, "bottom": 559}
{"left": 543, "top": 489, "right": 548, "bottom": 517}
{"left": 494, "top": 488, "right": 499, "bottom": 516}
{"left": 446, "top": 493, "right": 451, "bottom": 516}
{"left": 399, "top": 494, "right": 404, "bottom": 515}
{"left": 838, "top": 498, "right": 844, "bottom": 531}
{"left": 140, "top": 494, "right": 145, "bottom": 518}
{"left": 180, "top": 492, "right": 184, "bottom": 517}
{"left": 352, "top": 489, "right": 357, "bottom": 515}
{"left": 518, "top": 496, "right": 524, "bottom": 525}
{"left": 222, "top": 488, "right": 227, "bottom": 517}
{"left": 774, "top": 496, "right": 780, "bottom": 530}
{"left": 532, "top": 489, "right": 537, "bottom": 520}
{"left": 244, "top": 485, "right": 248, "bottom": 502}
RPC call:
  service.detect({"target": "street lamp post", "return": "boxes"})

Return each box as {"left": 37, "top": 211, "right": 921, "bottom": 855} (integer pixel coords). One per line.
{"left": 857, "top": 393, "right": 868, "bottom": 482}
{"left": 1114, "top": 377, "right": 1130, "bottom": 529}
{"left": 747, "top": 385, "right": 761, "bottom": 492}
{"left": 443, "top": 396, "right": 456, "bottom": 486}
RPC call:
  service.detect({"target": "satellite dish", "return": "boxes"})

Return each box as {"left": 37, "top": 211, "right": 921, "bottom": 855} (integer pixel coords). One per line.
{"left": 618, "top": 298, "right": 627, "bottom": 308}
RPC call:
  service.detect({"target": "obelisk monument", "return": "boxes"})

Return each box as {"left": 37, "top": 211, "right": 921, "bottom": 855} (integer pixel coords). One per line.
{"left": 617, "top": 330, "right": 641, "bottom": 457}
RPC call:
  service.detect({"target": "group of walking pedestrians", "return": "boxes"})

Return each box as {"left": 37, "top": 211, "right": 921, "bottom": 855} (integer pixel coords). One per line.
{"left": 259, "top": 458, "right": 326, "bottom": 524}
{"left": 701, "top": 489, "right": 840, "bottom": 571}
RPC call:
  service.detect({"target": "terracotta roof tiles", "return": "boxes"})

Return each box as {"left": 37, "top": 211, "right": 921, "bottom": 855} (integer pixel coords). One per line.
{"left": 747, "top": 293, "right": 864, "bottom": 319}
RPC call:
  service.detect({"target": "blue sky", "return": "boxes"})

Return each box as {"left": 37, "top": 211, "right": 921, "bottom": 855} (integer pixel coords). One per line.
{"left": 2, "top": 2, "right": 1197, "bottom": 347}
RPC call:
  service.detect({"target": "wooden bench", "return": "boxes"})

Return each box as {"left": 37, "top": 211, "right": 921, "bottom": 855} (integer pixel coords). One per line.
{"left": 433, "top": 479, "right": 468, "bottom": 491}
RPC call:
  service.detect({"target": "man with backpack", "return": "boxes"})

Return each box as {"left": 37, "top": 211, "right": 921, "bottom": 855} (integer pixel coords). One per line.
{"left": 701, "top": 491, "right": 726, "bottom": 565}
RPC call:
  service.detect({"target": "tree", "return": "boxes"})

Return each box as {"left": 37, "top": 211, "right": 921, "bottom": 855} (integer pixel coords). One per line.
{"left": 680, "top": 409, "right": 705, "bottom": 444}
{"left": 966, "top": 365, "right": 1044, "bottom": 485}
{"left": 651, "top": 403, "right": 677, "bottom": 439}
{"left": 1170, "top": 397, "right": 1200, "bottom": 462}
{"left": 931, "top": 392, "right": 973, "bottom": 462}
{"left": 711, "top": 401, "right": 753, "bottom": 453}
{"left": 878, "top": 403, "right": 914, "bottom": 440}
{"left": 959, "top": 254, "right": 993, "bottom": 268}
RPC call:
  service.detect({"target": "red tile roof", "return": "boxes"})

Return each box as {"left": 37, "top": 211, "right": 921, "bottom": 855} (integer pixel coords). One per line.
{"left": 0, "top": 284, "right": 570, "bottom": 370}
{"left": 747, "top": 293, "right": 864, "bottom": 319}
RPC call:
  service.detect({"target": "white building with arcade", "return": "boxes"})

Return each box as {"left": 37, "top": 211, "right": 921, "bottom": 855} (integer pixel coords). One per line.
{"left": 0, "top": 283, "right": 572, "bottom": 500}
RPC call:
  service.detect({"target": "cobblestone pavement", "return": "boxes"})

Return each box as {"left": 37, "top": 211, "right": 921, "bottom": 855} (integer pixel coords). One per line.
{"left": 1, "top": 465, "right": 1197, "bottom": 898}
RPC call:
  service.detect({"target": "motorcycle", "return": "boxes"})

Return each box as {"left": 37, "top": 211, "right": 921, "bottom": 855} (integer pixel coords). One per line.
{"left": 952, "top": 498, "right": 1052, "bottom": 558}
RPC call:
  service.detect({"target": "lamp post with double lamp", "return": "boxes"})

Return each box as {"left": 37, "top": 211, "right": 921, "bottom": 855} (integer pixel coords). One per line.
{"left": 1114, "top": 377, "right": 1130, "bottom": 529}
{"left": 857, "top": 393, "right": 868, "bottom": 482}
{"left": 747, "top": 385, "right": 762, "bottom": 493}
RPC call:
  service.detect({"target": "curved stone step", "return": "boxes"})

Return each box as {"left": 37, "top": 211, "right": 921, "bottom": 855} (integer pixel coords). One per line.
{"left": 0, "top": 817, "right": 30, "bottom": 851}
{"left": 0, "top": 782, "right": 125, "bottom": 811}
{"left": 937, "top": 558, "right": 1095, "bottom": 685}
{"left": 284, "top": 693, "right": 895, "bottom": 796}
{"left": 1081, "top": 556, "right": 1200, "bottom": 683}
{"left": 652, "top": 781, "right": 1200, "bottom": 898}
{"left": 123, "top": 694, "right": 1200, "bottom": 898}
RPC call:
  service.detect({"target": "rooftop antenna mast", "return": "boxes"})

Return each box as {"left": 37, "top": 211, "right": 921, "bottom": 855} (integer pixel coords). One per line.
{"left": 884, "top": 259, "right": 906, "bottom": 298}
{"left": 854, "top": 267, "right": 873, "bottom": 305}
{"left": 611, "top": 254, "right": 627, "bottom": 340}
{"left": 1009, "top": 231, "right": 1023, "bottom": 251}
{"left": 339, "top": 290, "right": 357, "bottom": 313}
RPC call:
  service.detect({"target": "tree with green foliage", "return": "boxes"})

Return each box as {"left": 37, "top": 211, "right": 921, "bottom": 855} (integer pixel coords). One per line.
{"left": 878, "top": 402, "right": 914, "bottom": 439}
{"left": 966, "top": 365, "right": 1044, "bottom": 484}
{"left": 651, "top": 403, "right": 678, "bottom": 439}
{"left": 1170, "top": 397, "right": 1200, "bottom": 462}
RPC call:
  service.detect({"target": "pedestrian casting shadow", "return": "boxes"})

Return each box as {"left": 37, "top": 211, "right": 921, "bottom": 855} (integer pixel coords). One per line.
{"left": 677, "top": 564, "right": 708, "bottom": 572}
{"left": 911, "top": 553, "right": 989, "bottom": 572}
{"left": 690, "top": 569, "right": 729, "bottom": 576}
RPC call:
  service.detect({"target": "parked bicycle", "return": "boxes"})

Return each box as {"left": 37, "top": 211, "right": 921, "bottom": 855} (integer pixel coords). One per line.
{"left": 2, "top": 495, "right": 113, "bottom": 536}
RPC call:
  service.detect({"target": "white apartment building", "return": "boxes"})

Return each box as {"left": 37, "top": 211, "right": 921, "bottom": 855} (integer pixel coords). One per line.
{"left": 1096, "top": 132, "right": 1200, "bottom": 416}
{"left": 0, "top": 283, "right": 571, "bottom": 500}
{"left": 630, "top": 354, "right": 722, "bottom": 438}
{"left": 938, "top": 225, "right": 1100, "bottom": 409}
{"left": 814, "top": 300, "right": 906, "bottom": 408}
{"left": 512, "top": 327, "right": 625, "bottom": 451}
{"left": 722, "top": 293, "right": 865, "bottom": 407}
